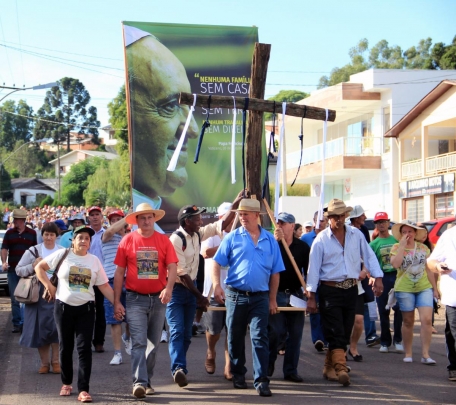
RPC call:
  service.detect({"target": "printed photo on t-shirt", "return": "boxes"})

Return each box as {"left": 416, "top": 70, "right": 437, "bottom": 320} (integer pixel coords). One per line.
{"left": 137, "top": 247, "right": 159, "bottom": 279}
{"left": 379, "top": 244, "right": 394, "bottom": 270}
{"left": 69, "top": 266, "right": 92, "bottom": 292}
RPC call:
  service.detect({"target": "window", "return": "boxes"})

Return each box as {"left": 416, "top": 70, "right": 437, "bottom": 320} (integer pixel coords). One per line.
{"left": 405, "top": 197, "right": 424, "bottom": 223}
{"left": 434, "top": 193, "right": 454, "bottom": 218}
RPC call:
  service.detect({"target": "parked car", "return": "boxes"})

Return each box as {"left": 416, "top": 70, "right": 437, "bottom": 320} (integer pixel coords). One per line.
{"left": 0, "top": 229, "right": 8, "bottom": 294}
{"left": 419, "top": 217, "right": 456, "bottom": 245}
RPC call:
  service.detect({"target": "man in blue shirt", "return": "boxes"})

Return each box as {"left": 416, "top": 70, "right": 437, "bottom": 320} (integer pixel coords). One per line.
{"left": 213, "top": 199, "right": 284, "bottom": 397}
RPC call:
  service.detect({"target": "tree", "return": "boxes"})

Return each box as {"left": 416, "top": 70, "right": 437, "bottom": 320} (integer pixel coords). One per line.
{"left": 429, "top": 35, "right": 456, "bottom": 69}
{"left": 33, "top": 77, "right": 100, "bottom": 151}
{"left": 1, "top": 140, "right": 43, "bottom": 178}
{"left": 0, "top": 99, "right": 34, "bottom": 151}
{"left": 265, "top": 90, "right": 310, "bottom": 120}
{"left": 107, "top": 85, "right": 129, "bottom": 153}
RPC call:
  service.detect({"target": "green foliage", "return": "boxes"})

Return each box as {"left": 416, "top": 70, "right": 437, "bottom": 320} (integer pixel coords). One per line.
{"left": 318, "top": 36, "right": 456, "bottom": 88}
{"left": 269, "top": 183, "right": 311, "bottom": 210}
{"left": 33, "top": 77, "right": 100, "bottom": 151}
{"left": 39, "top": 195, "right": 54, "bottom": 208}
{"left": 1, "top": 140, "right": 45, "bottom": 178}
{"left": 0, "top": 99, "right": 34, "bottom": 151}
{"left": 0, "top": 166, "right": 12, "bottom": 201}
{"left": 108, "top": 85, "right": 129, "bottom": 154}
{"left": 265, "top": 90, "right": 309, "bottom": 120}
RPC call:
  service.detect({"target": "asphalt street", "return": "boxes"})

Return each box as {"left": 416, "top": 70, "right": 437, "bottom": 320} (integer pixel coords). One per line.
{"left": 0, "top": 291, "right": 455, "bottom": 405}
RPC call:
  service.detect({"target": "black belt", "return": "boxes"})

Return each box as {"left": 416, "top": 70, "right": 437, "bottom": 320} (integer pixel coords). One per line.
{"left": 226, "top": 286, "right": 267, "bottom": 296}
{"left": 126, "top": 289, "right": 160, "bottom": 297}
{"left": 278, "top": 289, "right": 302, "bottom": 295}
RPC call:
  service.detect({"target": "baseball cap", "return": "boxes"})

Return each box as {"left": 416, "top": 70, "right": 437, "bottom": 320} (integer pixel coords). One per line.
{"left": 88, "top": 206, "right": 102, "bottom": 214}
{"left": 54, "top": 219, "right": 68, "bottom": 231}
{"left": 349, "top": 205, "right": 365, "bottom": 219}
{"left": 303, "top": 221, "right": 313, "bottom": 227}
{"left": 108, "top": 209, "right": 125, "bottom": 221}
{"left": 374, "top": 212, "right": 390, "bottom": 222}
{"left": 277, "top": 212, "right": 296, "bottom": 223}
{"left": 217, "top": 202, "right": 232, "bottom": 217}
{"left": 73, "top": 225, "right": 95, "bottom": 238}
{"left": 178, "top": 205, "right": 206, "bottom": 222}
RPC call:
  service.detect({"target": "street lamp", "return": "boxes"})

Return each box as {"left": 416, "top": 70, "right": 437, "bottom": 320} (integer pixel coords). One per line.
{"left": 0, "top": 82, "right": 58, "bottom": 104}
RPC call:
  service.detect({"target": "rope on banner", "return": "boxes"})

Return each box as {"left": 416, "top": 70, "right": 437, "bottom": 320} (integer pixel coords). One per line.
{"left": 291, "top": 106, "right": 306, "bottom": 187}
{"left": 231, "top": 96, "right": 237, "bottom": 184}
{"left": 241, "top": 97, "right": 249, "bottom": 196}
{"left": 194, "top": 95, "right": 211, "bottom": 164}
{"left": 262, "top": 101, "right": 276, "bottom": 199}
{"left": 316, "top": 108, "right": 329, "bottom": 229}
{"left": 168, "top": 94, "right": 197, "bottom": 172}
{"left": 274, "top": 102, "right": 287, "bottom": 219}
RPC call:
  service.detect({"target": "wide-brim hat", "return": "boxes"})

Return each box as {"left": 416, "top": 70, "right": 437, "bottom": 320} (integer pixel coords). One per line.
{"left": 232, "top": 199, "right": 266, "bottom": 214}
{"left": 392, "top": 219, "right": 427, "bottom": 242}
{"left": 324, "top": 199, "right": 353, "bottom": 217}
{"left": 125, "top": 203, "right": 165, "bottom": 225}
{"left": 349, "top": 205, "right": 365, "bottom": 219}
{"left": 69, "top": 213, "right": 86, "bottom": 224}
{"left": 11, "top": 209, "right": 27, "bottom": 219}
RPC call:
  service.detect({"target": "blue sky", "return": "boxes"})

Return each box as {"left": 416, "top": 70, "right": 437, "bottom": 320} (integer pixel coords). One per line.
{"left": 0, "top": 0, "right": 454, "bottom": 126}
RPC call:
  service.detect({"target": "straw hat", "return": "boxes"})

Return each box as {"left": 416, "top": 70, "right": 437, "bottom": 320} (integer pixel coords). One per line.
{"left": 391, "top": 219, "right": 427, "bottom": 242}
{"left": 11, "top": 209, "right": 27, "bottom": 219}
{"left": 232, "top": 199, "right": 266, "bottom": 214}
{"left": 124, "top": 203, "right": 165, "bottom": 225}
{"left": 324, "top": 199, "right": 353, "bottom": 217}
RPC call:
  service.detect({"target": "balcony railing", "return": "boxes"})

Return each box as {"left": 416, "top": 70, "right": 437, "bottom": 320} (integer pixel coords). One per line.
{"left": 426, "top": 151, "right": 456, "bottom": 174}
{"left": 401, "top": 160, "right": 422, "bottom": 179}
{"left": 286, "top": 137, "right": 382, "bottom": 169}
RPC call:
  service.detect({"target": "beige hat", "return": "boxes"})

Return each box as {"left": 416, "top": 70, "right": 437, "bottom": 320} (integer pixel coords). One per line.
{"left": 124, "top": 203, "right": 165, "bottom": 225}
{"left": 232, "top": 199, "right": 266, "bottom": 214}
{"left": 324, "top": 199, "right": 353, "bottom": 217}
{"left": 11, "top": 209, "right": 27, "bottom": 219}
{"left": 391, "top": 219, "right": 427, "bottom": 242}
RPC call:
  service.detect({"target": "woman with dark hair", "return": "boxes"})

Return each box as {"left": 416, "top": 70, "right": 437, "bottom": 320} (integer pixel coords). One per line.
{"left": 35, "top": 226, "right": 124, "bottom": 403}
{"left": 16, "top": 222, "right": 63, "bottom": 374}
{"left": 293, "top": 223, "right": 303, "bottom": 239}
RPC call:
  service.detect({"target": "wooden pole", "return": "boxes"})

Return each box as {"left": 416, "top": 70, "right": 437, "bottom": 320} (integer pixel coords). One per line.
{"left": 263, "top": 198, "right": 307, "bottom": 290}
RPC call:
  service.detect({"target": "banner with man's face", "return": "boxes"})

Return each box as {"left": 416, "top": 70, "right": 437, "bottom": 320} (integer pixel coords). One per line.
{"left": 122, "top": 22, "right": 259, "bottom": 232}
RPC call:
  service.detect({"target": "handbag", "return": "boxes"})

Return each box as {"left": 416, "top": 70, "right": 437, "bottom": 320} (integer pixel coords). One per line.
{"left": 14, "top": 247, "right": 40, "bottom": 304}
{"left": 43, "top": 248, "right": 70, "bottom": 301}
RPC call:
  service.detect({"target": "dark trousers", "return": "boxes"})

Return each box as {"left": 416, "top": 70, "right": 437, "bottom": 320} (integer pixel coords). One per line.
{"left": 92, "top": 286, "right": 106, "bottom": 347}
{"left": 54, "top": 300, "right": 95, "bottom": 393}
{"left": 318, "top": 284, "right": 357, "bottom": 351}
{"left": 446, "top": 305, "right": 456, "bottom": 371}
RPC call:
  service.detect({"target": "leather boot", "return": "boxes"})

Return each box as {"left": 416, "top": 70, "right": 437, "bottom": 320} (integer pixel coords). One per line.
{"left": 322, "top": 349, "right": 337, "bottom": 381}
{"left": 331, "top": 349, "right": 350, "bottom": 386}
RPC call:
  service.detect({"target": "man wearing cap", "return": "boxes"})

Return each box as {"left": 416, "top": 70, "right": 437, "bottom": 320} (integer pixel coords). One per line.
{"left": 87, "top": 206, "right": 107, "bottom": 353}
{"left": 268, "top": 212, "right": 309, "bottom": 383}
{"left": 303, "top": 221, "right": 313, "bottom": 234}
{"left": 200, "top": 202, "right": 233, "bottom": 379}
{"left": 369, "top": 212, "right": 403, "bottom": 354}
{"left": 167, "top": 198, "right": 241, "bottom": 388}
{"left": 113, "top": 203, "right": 178, "bottom": 399}
{"left": 348, "top": 205, "right": 380, "bottom": 349}
{"left": 306, "top": 199, "right": 383, "bottom": 386}
{"left": 102, "top": 209, "right": 131, "bottom": 366}
{"left": 1, "top": 209, "right": 37, "bottom": 332}
{"left": 60, "top": 214, "right": 86, "bottom": 248}
{"left": 54, "top": 219, "right": 69, "bottom": 245}
{"left": 213, "top": 199, "right": 285, "bottom": 397}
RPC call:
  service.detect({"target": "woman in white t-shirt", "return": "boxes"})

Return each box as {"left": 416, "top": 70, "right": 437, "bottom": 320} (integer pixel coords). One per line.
{"left": 35, "top": 226, "right": 125, "bottom": 403}
{"left": 16, "top": 222, "right": 63, "bottom": 374}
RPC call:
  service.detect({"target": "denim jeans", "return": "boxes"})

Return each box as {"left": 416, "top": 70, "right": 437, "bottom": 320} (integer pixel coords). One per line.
{"left": 445, "top": 305, "right": 456, "bottom": 371}
{"left": 166, "top": 283, "right": 196, "bottom": 375}
{"left": 8, "top": 271, "right": 24, "bottom": 327}
{"left": 376, "top": 271, "right": 402, "bottom": 347}
{"left": 54, "top": 300, "right": 95, "bottom": 394}
{"left": 268, "top": 291, "right": 305, "bottom": 376}
{"left": 126, "top": 291, "right": 166, "bottom": 387}
{"left": 310, "top": 290, "right": 327, "bottom": 344}
{"left": 225, "top": 288, "right": 270, "bottom": 388}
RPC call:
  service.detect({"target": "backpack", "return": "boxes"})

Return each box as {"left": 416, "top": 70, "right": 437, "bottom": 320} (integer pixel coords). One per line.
{"left": 172, "top": 230, "right": 201, "bottom": 251}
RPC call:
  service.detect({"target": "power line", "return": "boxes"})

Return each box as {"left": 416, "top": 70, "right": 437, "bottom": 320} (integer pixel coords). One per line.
{"left": 15, "top": 0, "right": 25, "bottom": 85}
{"left": 0, "top": 15, "right": 14, "bottom": 84}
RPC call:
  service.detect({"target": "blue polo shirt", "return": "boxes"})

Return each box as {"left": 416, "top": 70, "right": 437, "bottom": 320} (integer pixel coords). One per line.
{"left": 214, "top": 226, "right": 285, "bottom": 292}
{"left": 300, "top": 230, "right": 316, "bottom": 248}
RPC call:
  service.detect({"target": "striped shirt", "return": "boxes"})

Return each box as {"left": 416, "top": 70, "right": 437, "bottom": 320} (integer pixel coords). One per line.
{"left": 307, "top": 224, "right": 383, "bottom": 292}
{"left": 102, "top": 233, "right": 122, "bottom": 279}
{"left": 1, "top": 226, "right": 37, "bottom": 272}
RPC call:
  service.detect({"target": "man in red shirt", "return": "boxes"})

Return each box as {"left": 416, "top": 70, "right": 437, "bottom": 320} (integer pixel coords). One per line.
{"left": 113, "top": 203, "right": 178, "bottom": 399}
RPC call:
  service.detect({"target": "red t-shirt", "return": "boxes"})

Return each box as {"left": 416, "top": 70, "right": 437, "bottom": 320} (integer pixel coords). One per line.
{"left": 114, "top": 231, "right": 178, "bottom": 294}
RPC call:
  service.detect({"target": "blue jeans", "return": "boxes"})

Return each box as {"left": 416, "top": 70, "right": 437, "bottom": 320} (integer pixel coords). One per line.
{"left": 126, "top": 291, "right": 166, "bottom": 387}
{"left": 268, "top": 291, "right": 305, "bottom": 376}
{"left": 166, "top": 284, "right": 196, "bottom": 375}
{"left": 8, "top": 271, "right": 24, "bottom": 327}
{"left": 310, "top": 290, "right": 327, "bottom": 344}
{"left": 376, "top": 271, "right": 402, "bottom": 347}
{"left": 225, "top": 288, "right": 270, "bottom": 388}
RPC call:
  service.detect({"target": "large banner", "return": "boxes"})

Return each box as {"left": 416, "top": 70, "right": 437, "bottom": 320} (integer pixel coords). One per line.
{"left": 122, "top": 22, "right": 259, "bottom": 232}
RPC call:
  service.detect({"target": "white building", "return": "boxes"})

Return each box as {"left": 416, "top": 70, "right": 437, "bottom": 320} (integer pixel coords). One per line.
{"left": 282, "top": 69, "right": 456, "bottom": 221}
{"left": 48, "top": 150, "right": 118, "bottom": 177}
{"left": 98, "top": 125, "right": 118, "bottom": 146}
{"left": 11, "top": 178, "right": 55, "bottom": 207}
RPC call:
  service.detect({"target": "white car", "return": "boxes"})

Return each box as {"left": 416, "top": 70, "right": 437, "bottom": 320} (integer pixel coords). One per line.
{"left": 0, "top": 230, "right": 9, "bottom": 294}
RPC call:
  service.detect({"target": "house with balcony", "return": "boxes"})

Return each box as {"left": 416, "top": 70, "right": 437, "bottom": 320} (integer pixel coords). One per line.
{"left": 282, "top": 69, "right": 456, "bottom": 221}
{"left": 385, "top": 80, "right": 456, "bottom": 222}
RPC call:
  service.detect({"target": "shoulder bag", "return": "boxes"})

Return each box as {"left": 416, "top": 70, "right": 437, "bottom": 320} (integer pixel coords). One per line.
{"left": 42, "top": 248, "right": 70, "bottom": 301}
{"left": 14, "top": 247, "right": 40, "bottom": 304}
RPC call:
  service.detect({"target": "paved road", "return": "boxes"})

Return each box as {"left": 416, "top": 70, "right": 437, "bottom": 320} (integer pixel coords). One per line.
{"left": 0, "top": 292, "right": 455, "bottom": 405}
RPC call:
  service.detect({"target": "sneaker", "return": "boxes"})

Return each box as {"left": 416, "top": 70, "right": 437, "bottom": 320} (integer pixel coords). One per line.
{"left": 379, "top": 345, "right": 389, "bottom": 353}
{"left": 173, "top": 368, "right": 188, "bottom": 387}
{"left": 110, "top": 353, "right": 122, "bottom": 365}
{"left": 421, "top": 357, "right": 436, "bottom": 365}
{"left": 122, "top": 334, "right": 132, "bottom": 355}
{"left": 132, "top": 384, "right": 146, "bottom": 398}
{"left": 146, "top": 384, "right": 155, "bottom": 395}
{"left": 366, "top": 336, "right": 381, "bottom": 347}
{"left": 160, "top": 330, "right": 169, "bottom": 343}
{"left": 449, "top": 369, "right": 456, "bottom": 381}
{"left": 403, "top": 357, "right": 413, "bottom": 363}
{"left": 196, "top": 323, "right": 205, "bottom": 335}
{"left": 314, "top": 340, "right": 325, "bottom": 352}
{"left": 394, "top": 342, "right": 404, "bottom": 353}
